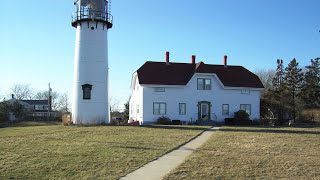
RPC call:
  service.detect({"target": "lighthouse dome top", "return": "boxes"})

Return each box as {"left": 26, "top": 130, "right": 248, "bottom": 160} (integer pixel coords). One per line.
{"left": 72, "top": 0, "right": 113, "bottom": 29}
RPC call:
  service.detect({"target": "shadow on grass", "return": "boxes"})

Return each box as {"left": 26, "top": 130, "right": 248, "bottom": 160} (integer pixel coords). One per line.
{"left": 0, "top": 121, "right": 61, "bottom": 128}
{"left": 109, "top": 144, "right": 164, "bottom": 151}
{"left": 220, "top": 127, "right": 320, "bottom": 135}
{"left": 141, "top": 125, "right": 211, "bottom": 131}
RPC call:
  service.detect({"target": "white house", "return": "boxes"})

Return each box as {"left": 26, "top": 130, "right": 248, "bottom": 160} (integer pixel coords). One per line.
{"left": 129, "top": 52, "right": 264, "bottom": 125}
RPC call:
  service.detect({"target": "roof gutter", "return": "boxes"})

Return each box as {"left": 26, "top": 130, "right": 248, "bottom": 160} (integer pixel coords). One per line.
{"left": 140, "top": 84, "right": 186, "bottom": 88}
{"left": 223, "top": 86, "right": 265, "bottom": 91}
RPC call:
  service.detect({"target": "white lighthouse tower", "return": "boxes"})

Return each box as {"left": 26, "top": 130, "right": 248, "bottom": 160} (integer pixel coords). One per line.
{"left": 71, "top": 0, "right": 113, "bottom": 125}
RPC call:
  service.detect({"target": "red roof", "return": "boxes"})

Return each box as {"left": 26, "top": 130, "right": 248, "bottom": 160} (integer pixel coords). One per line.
{"left": 137, "top": 61, "right": 264, "bottom": 88}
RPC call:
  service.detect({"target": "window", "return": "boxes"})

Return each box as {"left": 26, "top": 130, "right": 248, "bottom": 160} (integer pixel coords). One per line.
{"left": 205, "top": 79, "right": 211, "bottom": 90}
{"left": 241, "top": 90, "right": 250, "bottom": 94}
{"left": 43, "top": 105, "right": 48, "bottom": 110}
{"left": 197, "top": 79, "right": 204, "bottom": 90}
{"left": 240, "top": 104, "right": 251, "bottom": 115}
{"left": 153, "top": 103, "right": 166, "bottom": 115}
{"left": 35, "top": 105, "right": 42, "bottom": 110}
{"left": 130, "top": 104, "right": 134, "bottom": 114}
{"left": 197, "top": 78, "right": 211, "bottom": 90}
{"left": 136, "top": 104, "right": 139, "bottom": 113}
{"left": 34, "top": 105, "right": 49, "bottom": 110}
{"left": 154, "top": 88, "right": 165, "bottom": 92}
{"left": 179, "top": 103, "right": 186, "bottom": 115}
{"left": 222, "top": 104, "right": 229, "bottom": 115}
{"left": 82, "top": 84, "right": 92, "bottom": 100}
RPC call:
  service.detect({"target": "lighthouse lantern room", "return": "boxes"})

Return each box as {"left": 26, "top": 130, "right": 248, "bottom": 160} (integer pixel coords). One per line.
{"left": 71, "top": 0, "right": 113, "bottom": 125}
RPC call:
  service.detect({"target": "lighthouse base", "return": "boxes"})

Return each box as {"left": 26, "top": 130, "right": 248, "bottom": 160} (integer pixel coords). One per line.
{"left": 72, "top": 101, "right": 109, "bottom": 125}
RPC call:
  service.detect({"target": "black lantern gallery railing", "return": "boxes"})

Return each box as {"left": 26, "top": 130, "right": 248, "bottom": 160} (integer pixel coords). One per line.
{"left": 72, "top": 1, "right": 113, "bottom": 29}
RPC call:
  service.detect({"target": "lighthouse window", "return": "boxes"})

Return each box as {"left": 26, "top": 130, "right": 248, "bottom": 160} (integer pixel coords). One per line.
{"left": 82, "top": 84, "right": 92, "bottom": 100}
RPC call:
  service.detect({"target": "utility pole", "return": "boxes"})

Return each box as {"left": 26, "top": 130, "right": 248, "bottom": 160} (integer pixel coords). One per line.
{"left": 48, "top": 83, "right": 51, "bottom": 121}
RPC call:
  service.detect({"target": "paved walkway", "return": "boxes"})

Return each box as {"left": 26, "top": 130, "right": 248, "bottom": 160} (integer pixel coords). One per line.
{"left": 120, "top": 127, "right": 220, "bottom": 180}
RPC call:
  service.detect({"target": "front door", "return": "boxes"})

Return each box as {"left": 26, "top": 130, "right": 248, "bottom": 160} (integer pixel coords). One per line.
{"left": 201, "top": 103, "right": 209, "bottom": 120}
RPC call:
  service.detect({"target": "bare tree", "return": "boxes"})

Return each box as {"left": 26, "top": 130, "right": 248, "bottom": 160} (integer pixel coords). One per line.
{"left": 0, "top": 89, "right": 4, "bottom": 100}
{"left": 57, "top": 93, "right": 71, "bottom": 113}
{"left": 34, "top": 90, "right": 59, "bottom": 110}
{"left": 11, "top": 84, "right": 34, "bottom": 100}
{"left": 254, "top": 69, "right": 276, "bottom": 91}
{"left": 109, "top": 96, "right": 120, "bottom": 112}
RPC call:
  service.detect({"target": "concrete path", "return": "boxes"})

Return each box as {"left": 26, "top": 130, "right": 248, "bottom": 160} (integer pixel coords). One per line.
{"left": 120, "top": 127, "right": 219, "bottom": 180}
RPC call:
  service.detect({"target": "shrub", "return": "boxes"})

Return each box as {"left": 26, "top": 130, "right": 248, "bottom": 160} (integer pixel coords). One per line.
{"left": 101, "top": 121, "right": 107, "bottom": 126}
{"left": 62, "top": 114, "right": 72, "bottom": 126}
{"left": 234, "top": 110, "right": 251, "bottom": 125}
{"left": 172, "top": 120, "right": 181, "bottom": 125}
{"left": 300, "top": 109, "right": 320, "bottom": 123}
{"left": 157, "top": 116, "right": 171, "bottom": 125}
{"left": 225, "top": 118, "right": 235, "bottom": 125}
{"left": 0, "top": 113, "right": 8, "bottom": 123}
{"left": 251, "top": 118, "right": 260, "bottom": 126}
{"left": 0, "top": 101, "right": 11, "bottom": 123}
{"left": 11, "top": 101, "right": 25, "bottom": 120}
{"left": 110, "top": 119, "right": 119, "bottom": 125}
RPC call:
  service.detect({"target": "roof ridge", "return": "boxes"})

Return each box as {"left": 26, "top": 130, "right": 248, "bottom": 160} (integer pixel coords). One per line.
{"left": 146, "top": 61, "right": 196, "bottom": 65}
{"left": 195, "top": 61, "right": 204, "bottom": 70}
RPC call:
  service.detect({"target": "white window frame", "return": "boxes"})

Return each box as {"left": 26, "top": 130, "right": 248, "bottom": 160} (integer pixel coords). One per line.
{"left": 153, "top": 102, "right": 166, "bottom": 115}
{"left": 179, "top": 103, "right": 186, "bottom": 115}
{"left": 136, "top": 104, "right": 139, "bottom": 113}
{"left": 35, "top": 105, "right": 42, "bottom": 110}
{"left": 197, "top": 78, "right": 211, "bottom": 90}
{"left": 222, "top": 104, "right": 229, "bottom": 115}
{"left": 240, "top": 104, "right": 251, "bottom": 115}
{"left": 130, "top": 104, "right": 133, "bottom": 114}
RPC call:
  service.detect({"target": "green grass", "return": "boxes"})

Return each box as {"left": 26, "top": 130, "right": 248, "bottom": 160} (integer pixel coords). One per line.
{"left": 0, "top": 121, "right": 61, "bottom": 128}
{"left": 10, "top": 121, "right": 61, "bottom": 127}
{"left": 0, "top": 123, "right": 209, "bottom": 179}
{"left": 164, "top": 126, "right": 320, "bottom": 179}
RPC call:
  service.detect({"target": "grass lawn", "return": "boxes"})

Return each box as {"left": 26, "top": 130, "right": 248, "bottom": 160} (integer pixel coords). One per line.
{"left": 164, "top": 126, "right": 320, "bottom": 179}
{"left": 0, "top": 122, "right": 210, "bottom": 179}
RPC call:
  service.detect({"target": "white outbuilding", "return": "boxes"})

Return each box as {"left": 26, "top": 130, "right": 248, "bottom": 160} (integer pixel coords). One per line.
{"left": 129, "top": 52, "right": 264, "bottom": 125}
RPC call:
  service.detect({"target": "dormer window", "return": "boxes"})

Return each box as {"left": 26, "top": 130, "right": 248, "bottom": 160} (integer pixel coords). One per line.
{"left": 197, "top": 78, "right": 211, "bottom": 90}
{"left": 82, "top": 84, "right": 92, "bottom": 100}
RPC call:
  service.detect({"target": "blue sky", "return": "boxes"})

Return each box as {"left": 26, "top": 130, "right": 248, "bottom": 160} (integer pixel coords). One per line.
{"left": 0, "top": 0, "right": 319, "bottom": 110}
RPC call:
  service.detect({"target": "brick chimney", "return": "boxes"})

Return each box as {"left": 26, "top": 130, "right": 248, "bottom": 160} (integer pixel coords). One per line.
{"left": 165, "top": 51, "right": 169, "bottom": 64}
{"left": 191, "top": 55, "right": 196, "bottom": 64}
{"left": 223, "top": 55, "right": 227, "bottom": 66}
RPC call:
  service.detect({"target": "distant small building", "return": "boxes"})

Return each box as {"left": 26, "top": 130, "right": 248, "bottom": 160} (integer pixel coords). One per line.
{"left": 8, "top": 95, "right": 56, "bottom": 121}
{"left": 20, "top": 100, "right": 52, "bottom": 117}
{"left": 129, "top": 52, "right": 264, "bottom": 125}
